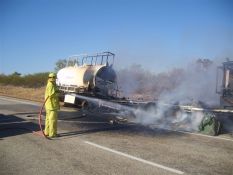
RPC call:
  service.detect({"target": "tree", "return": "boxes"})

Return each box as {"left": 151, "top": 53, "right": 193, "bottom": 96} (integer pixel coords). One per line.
{"left": 196, "top": 58, "right": 213, "bottom": 69}
{"left": 12, "top": 72, "right": 21, "bottom": 76}
{"left": 54, "top": 59, "right": 67, "bottom": 72}
{"left": 54, "top": 59, "right": 78, "bottom": 72}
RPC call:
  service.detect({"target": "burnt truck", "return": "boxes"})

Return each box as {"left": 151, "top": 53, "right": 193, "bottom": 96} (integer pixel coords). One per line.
{"left": 56, "top": 52, "right": 147, "bottom": 124}
{"left": 56, "top": 52, "right": 120, "bottom": 108}
{"left": 216, "top": 61, "right": 233, "bottom": 109}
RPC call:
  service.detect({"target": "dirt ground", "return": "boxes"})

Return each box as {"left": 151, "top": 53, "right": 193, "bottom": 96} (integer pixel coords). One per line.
{"left": 0, "top": 85, "right": 45, "bottom": 102}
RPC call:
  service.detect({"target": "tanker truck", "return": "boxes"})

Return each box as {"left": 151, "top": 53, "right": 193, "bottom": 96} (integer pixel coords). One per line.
{"left": 56, "top": 52, "right": 120, "bottom": 108}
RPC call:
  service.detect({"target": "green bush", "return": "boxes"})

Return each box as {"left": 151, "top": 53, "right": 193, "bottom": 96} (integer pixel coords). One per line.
{"left": 0, "top": 72, "right": 49, "bottom": 88}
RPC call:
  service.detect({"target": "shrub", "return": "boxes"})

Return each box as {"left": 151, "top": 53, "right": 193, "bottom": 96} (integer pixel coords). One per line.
{"left": 0, "top": 72, "right": 49, "bottom": 88}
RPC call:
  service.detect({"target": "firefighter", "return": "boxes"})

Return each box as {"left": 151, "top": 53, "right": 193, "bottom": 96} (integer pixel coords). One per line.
{"left": 44, "top": 72, "right": 60, "bottom": 138}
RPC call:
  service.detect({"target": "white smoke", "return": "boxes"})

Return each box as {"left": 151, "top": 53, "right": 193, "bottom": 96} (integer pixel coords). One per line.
{"left": 131, "top": 103, "right": 204, "bottom": 131}
{"left": 117, "top": 59, "right": 221, "bottom": 131}
{"left": 158, "top": 60, "right": 219, "bottom": 106}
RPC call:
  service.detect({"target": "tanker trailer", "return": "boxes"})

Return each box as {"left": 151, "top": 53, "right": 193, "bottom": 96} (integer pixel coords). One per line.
{"left": 56, "top": 52, "right": 119, "bottom": 108}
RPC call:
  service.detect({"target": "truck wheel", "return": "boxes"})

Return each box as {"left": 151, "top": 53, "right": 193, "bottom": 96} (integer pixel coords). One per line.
{"left": 81, "top": 100, "right": 88, "bottom": 110}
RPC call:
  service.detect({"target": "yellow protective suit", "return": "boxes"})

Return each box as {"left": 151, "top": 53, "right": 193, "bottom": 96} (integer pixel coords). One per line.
{"left": 44, "top": 79, "right": 60, "bottom": 137}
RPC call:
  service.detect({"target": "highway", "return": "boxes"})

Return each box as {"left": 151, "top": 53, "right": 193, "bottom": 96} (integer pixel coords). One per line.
{"left": 0, "top": 96, "right": 233, "bottom": 175}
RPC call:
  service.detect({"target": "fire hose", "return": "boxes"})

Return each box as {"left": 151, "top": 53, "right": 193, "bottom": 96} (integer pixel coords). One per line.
{"left": 37, "top": 96, "right": 49, "bottom": 139}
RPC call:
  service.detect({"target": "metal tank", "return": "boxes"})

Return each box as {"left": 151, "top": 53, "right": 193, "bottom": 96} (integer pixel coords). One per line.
{"left": 56, "top": 52, "right": 118, "bottom": 102}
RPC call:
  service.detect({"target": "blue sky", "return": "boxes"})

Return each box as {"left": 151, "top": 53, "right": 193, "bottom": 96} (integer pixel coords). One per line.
{"left": 0, "top": 0, "right": 232, "bottom": 75}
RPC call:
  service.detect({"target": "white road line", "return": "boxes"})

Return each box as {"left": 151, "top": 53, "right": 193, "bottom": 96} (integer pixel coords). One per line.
{"left": 163, "top": 128, "right": 233, "bottom": 142}
{"left": 84, "top": 141, "right": 184, "bottom": 175}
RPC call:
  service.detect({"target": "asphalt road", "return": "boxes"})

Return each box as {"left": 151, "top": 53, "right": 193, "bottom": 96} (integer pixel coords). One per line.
{"left": 0, "top": 96, "right": 233, "bottom": 175}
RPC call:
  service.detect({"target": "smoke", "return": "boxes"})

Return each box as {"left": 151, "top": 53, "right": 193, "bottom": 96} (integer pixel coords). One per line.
{"left": 131, "top": 103, "right": 204, "bottom": 131}
{"left": 117, "top": 65, "right": 185, "bottom": 100}
{"left": 116, "top": 59, "right": 221, "bottom": 131}
{"left": 117, "top": 59, "right": 219, "bottom": 105}
{"left": 116, "top": 64, "right": 148, "bottom": 98}
{"left": 158, "top": 60, "right": 220, "bottom": 107}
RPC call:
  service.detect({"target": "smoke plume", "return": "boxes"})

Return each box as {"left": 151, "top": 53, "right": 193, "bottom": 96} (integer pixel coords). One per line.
{"left": 116, "top": 59, "right": 220, "bottom": 131}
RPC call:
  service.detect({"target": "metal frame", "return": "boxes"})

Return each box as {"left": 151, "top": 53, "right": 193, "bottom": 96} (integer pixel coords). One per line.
{"left": 216, "top": 61, "right": 233, "bottom": 108}
{"left": 216, "top": 61, "right": 233, "bottom": 94}
{"left": 81, "top": 52, "right": 115, "bottom": 66}
{"left": 65, "top": 52, "right": 115, "bottom": 67}
{"left": 222, "top": 61, "right": 233, "bottom": 70}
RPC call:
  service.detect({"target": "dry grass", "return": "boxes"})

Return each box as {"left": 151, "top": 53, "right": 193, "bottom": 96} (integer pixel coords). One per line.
{"left": 0, "top": 85, "right": 45, "bottom": 102}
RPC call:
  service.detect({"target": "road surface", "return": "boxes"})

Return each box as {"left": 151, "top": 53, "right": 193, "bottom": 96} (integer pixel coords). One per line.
{"left": 0, "top": 96, "right": 233, "bottom": 175}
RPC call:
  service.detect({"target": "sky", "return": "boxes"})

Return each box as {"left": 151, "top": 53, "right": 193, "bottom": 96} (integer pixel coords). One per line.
{"left": 0, "top": 0, "right": 233, "bottom": 75}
